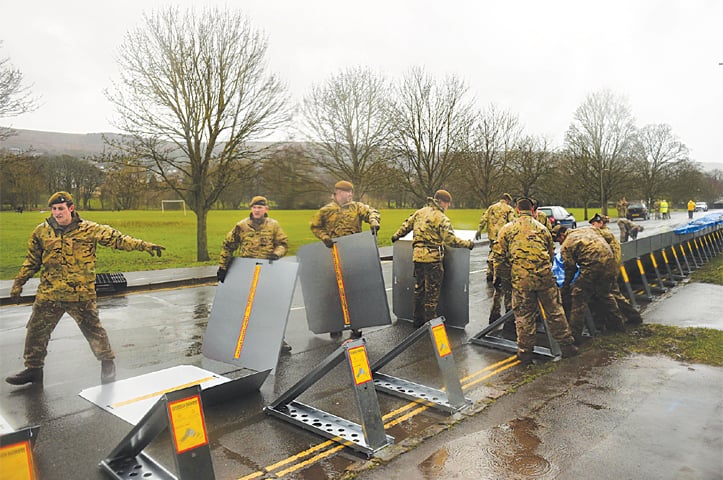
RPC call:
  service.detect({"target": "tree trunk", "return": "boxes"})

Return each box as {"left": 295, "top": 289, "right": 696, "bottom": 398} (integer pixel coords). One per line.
{"left": 195, "top": 208, "right": 210, "bottom": 262}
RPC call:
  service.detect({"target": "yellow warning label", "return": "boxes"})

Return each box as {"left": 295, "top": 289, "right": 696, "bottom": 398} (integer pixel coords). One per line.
{"left": 0, "top": 441, "right": 34, "bottom": 480}
{"left": 348, "top": 345, "right": 372, "bottom": 385}
{"left": 168, "top": 395, "right": 208, "bottom": 454}
{"left": 432, "top": 324, "right": 452, "bottom": 357}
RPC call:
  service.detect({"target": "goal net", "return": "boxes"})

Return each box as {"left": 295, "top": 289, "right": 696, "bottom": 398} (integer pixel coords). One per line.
{"left": 161, "top": 199, "right": 187, "bottom": 215}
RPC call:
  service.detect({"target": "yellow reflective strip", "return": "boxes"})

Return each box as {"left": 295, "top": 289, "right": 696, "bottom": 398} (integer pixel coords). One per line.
{"left": 637, "top": 258, "right": 645, "bottom": 275}
{"left": 649, "top": 253, "right": 658, "bottom": 268}
{"left": 331, "top": 244, "right": 351, "bottom": 326}
{"left": 234, "top": 264, "right": 262, "bottom": 359}
{"left": 537, "top": 299, "right": 547, "bottom": 320}
{"left": 661, "top": 250, "right": 669, "bottom": 264}
{"left": 620, "top": 265, "right": 630, "bottom": 283}
{"left": 110, "top": 376, "right": 218, "bottom": 409}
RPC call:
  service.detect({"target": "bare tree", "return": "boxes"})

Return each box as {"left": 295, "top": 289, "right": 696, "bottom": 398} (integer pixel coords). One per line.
{"left": 0, "top": 42, "right": 38, "bottom": 140}
{"left": 301, "top": 66, "right": 393, "bottom": 199}
{"left": 564, "top": 89, "right": 638, "bottom": 215}
{"left": 506, "top": 135, "right": 556, "bottom": 200}
{"left": 636, "top": 123, "right": 689, "bottom": 207}
{"left": 389, "top": 67, "right": 475, "bottom": 204}
{"left": 106, "top": 7, "right": 289, "bottom": 261}
{"left": 461, "top": 104, "right": 521, "bottom": 207}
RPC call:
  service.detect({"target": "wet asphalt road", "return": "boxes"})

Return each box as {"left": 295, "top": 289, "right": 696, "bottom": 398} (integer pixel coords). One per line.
{"left": 0, "top": 209, "right": 720, "bottom": 479}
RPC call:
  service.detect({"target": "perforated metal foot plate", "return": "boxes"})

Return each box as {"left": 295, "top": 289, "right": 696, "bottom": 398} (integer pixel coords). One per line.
{"left": 265, "top": 401, "right": 393, "bottom": 456}
{"left": 372, "top": 372, "right": 459, "bottom": 413}
{"left": 101, "top": 451, "right": 175, "bottom": 480}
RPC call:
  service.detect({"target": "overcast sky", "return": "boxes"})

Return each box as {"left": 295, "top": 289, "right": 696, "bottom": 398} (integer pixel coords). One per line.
{"left": 1, "top": 0, "right": 721, "bottom": 163}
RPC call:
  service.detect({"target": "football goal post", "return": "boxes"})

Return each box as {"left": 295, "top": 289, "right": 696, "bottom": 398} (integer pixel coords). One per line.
{"left": 161, "top": 199, "right": 187, "bottom": 215}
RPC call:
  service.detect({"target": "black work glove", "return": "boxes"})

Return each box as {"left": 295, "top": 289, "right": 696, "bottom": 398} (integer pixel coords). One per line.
{"left": 467, "top": 240, "right": 474, "bottom": 250}
{"left": 322, "top": 237, "right": 334, "bottom": 248}
{"left": 474, "top": 230, "right": 482, "bottom": 241}
{"left": 391, "top": 235, "right": 399, "bottom": 243}
{"left": 493, "top": 276, "right": 502, "bottom": 289}
{"left": 145, "top": 243, "right": 165, "bottom": 257}
{"left": 370, "top": 223, "right": 380, "bottom": 235}
{"left": 216, "top": 268, "right": 227, "bottom": 283}
{"left": 267, "top": 253, "right": 280, "bottom": 261}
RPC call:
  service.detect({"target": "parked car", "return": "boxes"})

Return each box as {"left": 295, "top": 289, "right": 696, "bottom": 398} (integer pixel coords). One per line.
{"left": 626, "top": 203, "right": 649, "bottom": 220}
{"left": 538, "top": 206, "right": 577, "bottom": 229}
{"left": 695, "top": 201, "right": 708, "bottom": 212}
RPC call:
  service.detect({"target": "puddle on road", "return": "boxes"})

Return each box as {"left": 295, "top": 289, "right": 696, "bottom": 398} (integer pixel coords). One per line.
{"left": 418, "top": 417, "right": 557, "bottom": 479}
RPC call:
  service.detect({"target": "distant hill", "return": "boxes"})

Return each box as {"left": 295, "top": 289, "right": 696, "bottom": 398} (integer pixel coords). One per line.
{"left": 2, "top": 129, "right": 722, "bottom": 172}
{"left": 0, "top": 129, "right": 119, "bottom": 157}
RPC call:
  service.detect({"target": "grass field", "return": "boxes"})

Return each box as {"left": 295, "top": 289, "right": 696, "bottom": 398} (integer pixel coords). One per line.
{"left": 0, "top": 206, "right": 502, "bottom": 279}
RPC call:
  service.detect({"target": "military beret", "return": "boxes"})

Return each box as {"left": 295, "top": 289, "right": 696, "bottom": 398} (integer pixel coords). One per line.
{"left": 434, "top": 189, "right": 452, "bottom": 203}
{"left": 334, "top": 180, "right": 354, "bottom": 192}
{"left": 589, "top": 213, "right": 603, "bottom": 224}
{"left": 249, "top": 196, "right": 267, "bottom": 206}
{"left": 48, "top": 191, "right": 74, "bottom": 207}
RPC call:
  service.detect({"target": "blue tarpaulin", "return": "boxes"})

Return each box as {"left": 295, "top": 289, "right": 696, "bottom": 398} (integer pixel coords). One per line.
{"left": 552, "top": 252, "right": 579, "bottom": 287}
{"left": 674, "top": 213, "right": 723, "bottom": 234}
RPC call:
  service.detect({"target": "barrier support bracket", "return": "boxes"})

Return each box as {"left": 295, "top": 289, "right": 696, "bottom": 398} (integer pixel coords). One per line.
{"left": 370, "top": 317, "right": 470, "bottom": 414}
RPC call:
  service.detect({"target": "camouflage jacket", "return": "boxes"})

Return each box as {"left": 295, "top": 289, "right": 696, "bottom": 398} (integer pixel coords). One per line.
{"left": 495, "top": 210, "right": 556, "bottom": 290}
{"left": 219, "top": 216, "right": 288, "bottom": 269}
{"left": 597, "top": 225, "right": 622, "bottom": 264}
{"left": 534, "top": 210, "right": 553, "bottom": 232}
{"left": 393, "top": 198, "right": 472, "bottom": 263}
{"left": 310, "top": 200, "right": 380, "bottom": 242}
{"left": 476, "top": 201, "right": 516, "bottom": 242}
{"left": 14, "top": 213, "right": 153, "bottom": 302}
{"left": 560, "top": 226, "right": 615, "bottom": 278}
{"left": 616, "top": 218, "right": 640, "bottom": 234}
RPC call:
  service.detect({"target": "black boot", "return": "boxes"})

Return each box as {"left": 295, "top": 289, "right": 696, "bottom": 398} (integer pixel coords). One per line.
{"left": 350, "top": 329, "right": 362, "bottom": 339}
{"left": 281, "top": 340, "right": 292, "bottom": 353}
{"left": 101, "top": 360, "right": 116, "bottom": 384}
{"left": 6, "top": 368, "right": 43, "bottom": 386}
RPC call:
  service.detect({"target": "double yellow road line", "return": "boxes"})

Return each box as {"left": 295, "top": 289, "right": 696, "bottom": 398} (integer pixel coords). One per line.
{"left": 238, "top": 354, "right": 520, "bottom": 479}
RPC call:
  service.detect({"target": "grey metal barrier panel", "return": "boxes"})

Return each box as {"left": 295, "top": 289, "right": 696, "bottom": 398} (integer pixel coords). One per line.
{"left": 650, "top": 233, "right": 663, "bottom": 252}
{"left": 203, "top": 257, "right": 298, "bottom": 373}
{"left": 621, "top": 241, "right": 637, "bottom": 262}
{"left": 637, "top": 236, "right": 654, "bottom": 257}
{"left": 297, "top": 232, "right": 391, "bottom": 334}
{"left": 392, "top": 240, "right": 470, "bottom": 329}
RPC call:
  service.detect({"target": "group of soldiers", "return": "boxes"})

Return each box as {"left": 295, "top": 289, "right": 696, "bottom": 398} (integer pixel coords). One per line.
{"left": 479, "top": 194, "right": 642, "bottom": 364}
{"left": 6, "top": 184, "right": 645, "bottom": 387}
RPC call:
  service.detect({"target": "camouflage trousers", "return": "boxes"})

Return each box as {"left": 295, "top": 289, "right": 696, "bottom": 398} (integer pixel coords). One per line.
{"left": 490, "top": 262, "right": 512, "bottom": 321}
{"left": 590, "top": 274, "right": 642, "bottom": 326}
{"left": 570, "top": 267, "right": 626, "bottom": 338}
{"left": 23, "top": 299, "right": 115, "bottom": 368}
{"left": 512, "top": 284, "right": 575, "bottom": 354}
{"left": 413, "top": 261, "right": 444, "bottom": 327}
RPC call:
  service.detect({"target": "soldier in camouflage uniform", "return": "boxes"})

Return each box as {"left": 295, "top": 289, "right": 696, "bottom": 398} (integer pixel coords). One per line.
{"left": 616, "top": 217, "right": 644, "bottom": 243}
{"left": 475, "top": 193, "right": 515, "bottom": 282}
{"left": 217, "top": 196, "right": 288, "bottom": 276}
{"left": 311, "top": 180, "right": 380, "bottom": 339}
{"left": 531, "top": 199, "right": 553, "bottom": 232}
{"left": 496, "top": 198, "right": 577, "bottom": 364}
{"left": 489, "top": 239, "right": 513, "bottom": 328}
{"left": 311, "top": 180, "right": 380, "bottom": 247}
{"left": 217, "top": 195, "right": 291, "bottom": 351}
{"left": 558, "top": 224, "right": 626, "bottom": 342}
{"left": 590, "top": 214, "right": 643, "bottom": 325}
{"left": 6, "top": 192, "right": 165, "bottom": 386}
{"left": 392, "top": 190, "right": 474, "bottom": 328}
